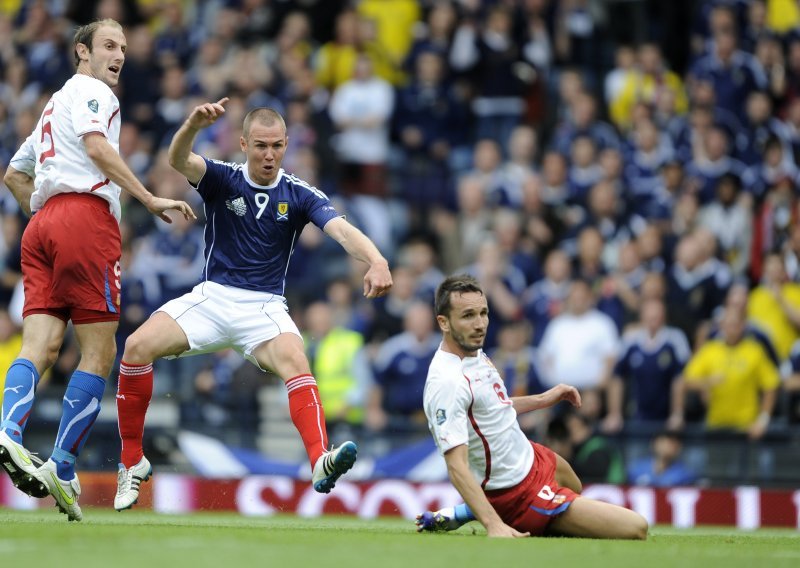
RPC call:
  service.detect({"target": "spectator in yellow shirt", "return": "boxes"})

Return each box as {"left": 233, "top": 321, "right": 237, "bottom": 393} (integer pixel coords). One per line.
{"left": 684, "top": 309, "right": 779, "bottom": 439}
{"left": 315, "top": 9, "right": 401, "bottom": 92}
{"left": 357, "top": 0, "right": 420, "bottom": 67}
{"left": 610, "top": 43, "right": 688, "bottom": 131}
{"left": 748, "top": 253, "right": 800, "bottom": 359}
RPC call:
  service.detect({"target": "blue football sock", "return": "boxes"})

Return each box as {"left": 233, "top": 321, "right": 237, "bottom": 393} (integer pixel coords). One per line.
{"left": 52, "top": 370, "right": 106, "bottom": 480}
{"left": 454, "top": 503, "right": 475, "bottom": 523}
{"left": 1, "top": 358, "right": 40, "bottom": 443}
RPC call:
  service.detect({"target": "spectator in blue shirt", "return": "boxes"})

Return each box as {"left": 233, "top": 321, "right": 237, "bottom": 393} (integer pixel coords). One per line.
{"left": 684, "top": 125, "right": 747, "bottom": 205}
{"left": 689, "top": 27, "right": 767, "bottom": 123}
{"left": 603, "top": 298, "right": 690, "bottom": 434}
{"left": 522, "top": 249, "right": 572, "bottom": 346}
{"left": 627, "top": 430, "right": 697, "bottom": 487}
{"left": 566, "top": 136, "right": 603, "bottom": 207}
{"left": 624, "top": 120, "right": 676, "bottom": 217}
{"left": 552, "top": 92, "right": 620, "bottom": 157}
{"left": 393, "top": 50, "right": 469, "bottom": 208}
{"left": 736, "top": 90, "right": 792, "bottom": 167}
{"left": 367, "top": 301, "right": 440, "bottom": 433}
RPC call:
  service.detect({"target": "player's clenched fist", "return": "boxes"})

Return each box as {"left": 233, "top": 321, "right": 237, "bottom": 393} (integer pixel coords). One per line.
{"left": 363, "top": 262, "right": 393, "bottom": 298}
{"left": 187, "top": 97, "right": 229, "bottom": 129}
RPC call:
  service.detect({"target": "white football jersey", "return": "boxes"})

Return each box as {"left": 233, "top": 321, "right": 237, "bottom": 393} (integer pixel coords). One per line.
{"left": 9, "top": 74, "right": 122, "bottom": 221}
{"left": 423, "top": 346, "right": 534, "bottom": 491}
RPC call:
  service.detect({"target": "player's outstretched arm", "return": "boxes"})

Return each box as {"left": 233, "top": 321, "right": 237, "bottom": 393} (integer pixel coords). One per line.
{"left": 84, "top": 132, "right": 196, "bottom": 223}
{"left": 168, "top": 97, "right": 228, "bottom": 185}
{"left": 3, "top": 166, "right": 34, "bottom": 216}
{"left": 6, "top": 134, "right": 36, "bottom": 216}
{"left": 323, "top": 217, "right": 392, "bottom": 298}
{"left": 511, "top": 383, "right": 581, "bottom": 415}
{"left": 443, "top": 445, "right": 529, "bottom": 538}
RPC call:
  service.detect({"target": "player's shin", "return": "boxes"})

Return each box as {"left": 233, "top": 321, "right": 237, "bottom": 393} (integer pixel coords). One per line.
{"left": 286, "top": 374, "right": 328, "bottom": 467}
{"left": 1, "top": 358, "right": 40, "bottom": 443}
{"left": 51, "top": 370, "right": 106, "bottom": 480}
{"left": 116, "top": 361, "right": 154, "bottom": 468}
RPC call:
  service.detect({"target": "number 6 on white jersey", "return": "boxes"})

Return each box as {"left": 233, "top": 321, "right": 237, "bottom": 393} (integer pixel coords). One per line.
{"left": 255, "top": 193, "right": 269, "bottom": 219}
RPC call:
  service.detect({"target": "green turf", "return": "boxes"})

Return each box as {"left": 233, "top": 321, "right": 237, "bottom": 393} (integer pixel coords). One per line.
{"left": 1, "top": 509, "right": 798, "bottom": 568}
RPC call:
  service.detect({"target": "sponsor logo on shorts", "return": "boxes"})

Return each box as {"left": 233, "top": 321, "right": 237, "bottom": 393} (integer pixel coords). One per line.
{"left": 88, "top": 99, "right": 99, "bottom": 113}
{"left": 436, "top": 409, "right": 446, "bottom": 425}
{"left": 277, "top": 201, "right": 289, "bottom": 221}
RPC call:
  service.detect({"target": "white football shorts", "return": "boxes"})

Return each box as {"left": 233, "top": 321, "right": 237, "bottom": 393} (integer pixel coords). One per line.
{"left": 157, "top": 280, "right": 300, "bottom": 369}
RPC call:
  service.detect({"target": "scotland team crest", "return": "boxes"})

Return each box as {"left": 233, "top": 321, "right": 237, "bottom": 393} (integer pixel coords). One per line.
{"left": 277, "top": 201, "right": 289, "bottom": 221}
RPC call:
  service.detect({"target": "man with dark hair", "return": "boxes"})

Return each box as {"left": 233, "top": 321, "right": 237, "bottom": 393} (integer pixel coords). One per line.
{"left": 1, "top": 18, "right": 194, "bottom": 522}
{"left": 113, "top": 98, "right": 393, "bottom": 510}
{"left": 417, "top": 275, "right": 647, "bottom": 538}
{"left": 627, "top": 430, "right": 696, "bottom": 487}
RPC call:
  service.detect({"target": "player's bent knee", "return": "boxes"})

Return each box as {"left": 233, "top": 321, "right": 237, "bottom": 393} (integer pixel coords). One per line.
{"left": 276, "top": 346, "right": 312, "bottom": 378}
{"left": 625, "top": 513, "right": 648, "bottom": 540}
{"left": 123, "top": 331, "right": 157, "bottom": 364}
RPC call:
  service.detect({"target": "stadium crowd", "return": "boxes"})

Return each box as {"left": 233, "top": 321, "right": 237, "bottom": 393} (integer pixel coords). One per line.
{"left": 2, "top": 0, "right": 800, "bottom": 486}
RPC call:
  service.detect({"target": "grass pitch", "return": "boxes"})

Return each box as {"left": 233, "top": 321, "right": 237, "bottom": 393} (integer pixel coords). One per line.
{"left": 1, "top": 509, "right": 798, "bottom": 568}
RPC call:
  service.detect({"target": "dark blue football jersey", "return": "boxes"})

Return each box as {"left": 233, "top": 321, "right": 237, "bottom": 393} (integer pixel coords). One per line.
{"left": 193, "top": 160, "right": 340, "bottom": 295}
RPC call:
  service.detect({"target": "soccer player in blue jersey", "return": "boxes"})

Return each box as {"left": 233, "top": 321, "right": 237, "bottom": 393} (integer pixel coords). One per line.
{"left": 113, "top": 98, "right": 393, "bottom": 510}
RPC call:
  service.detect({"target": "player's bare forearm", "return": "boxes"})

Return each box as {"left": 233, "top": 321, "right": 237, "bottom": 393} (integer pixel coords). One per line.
{"left": 324, "top": 217, "right": 383, "bottom": 264}
{"left": 779, "top": 295, "right": 800, "bottom": 328}
{"left": 444, "top": 446, "right": 529, "bottom": 538}
{"left": 324, "top": 217, "right": 392, "bottom": 298}
{"left": 749, "top": 387, "right": 777, "bottom": 440}
{"left": 670, "top": 377, "right": 686, "bottom": 419}
{"left": 84, "top": 133, "right": 196, "bottom": 223}
{"left": 169, "top": 98, "right": 227, "bottom": 185}
{"left": 444, "top": 447, "right": 505, "bottom": 530}
{"left": 85, "top": 133, "right": 152, "bottom": 204}
{"left": 511, "top": 384, "right": 581, "bottom": 415}
{"left": 606, "top": 376, "right": 625, "bottom": 417}
{"left": 3, "top": 166, "right": 34, "bottom": 216}
{"left": 760, "top": 387, "right": 777, "bottom": 415}
{"left": 168, "top": 121, "right": 206, "bottom": 185}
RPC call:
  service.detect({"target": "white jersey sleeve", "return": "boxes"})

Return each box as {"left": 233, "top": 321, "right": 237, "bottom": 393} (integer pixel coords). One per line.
{"left": 9, "top": 134, "right": 36, "bottom": 177}
{"left": 70, "top": 81, "right": 115, "bottom": 139}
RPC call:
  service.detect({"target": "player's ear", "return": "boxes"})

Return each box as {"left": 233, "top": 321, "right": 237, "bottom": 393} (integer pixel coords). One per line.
{"left": 436, "top": 314, "right": 449, "bottom": 333}
{"left": 76, "top": 42, "right": 90, "bottom": 62}
{"left": 239, "top": 136, "right": 247, "bottom": 153}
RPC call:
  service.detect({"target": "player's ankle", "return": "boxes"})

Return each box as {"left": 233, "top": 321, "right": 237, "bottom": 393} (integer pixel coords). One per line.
{"left": 453, "top": 503, "right": 474, "bottom": 524}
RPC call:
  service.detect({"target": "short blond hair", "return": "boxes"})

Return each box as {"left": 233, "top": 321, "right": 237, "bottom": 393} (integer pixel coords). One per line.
{"left": 242, "top": 107, "right": 286, "bottom": 138}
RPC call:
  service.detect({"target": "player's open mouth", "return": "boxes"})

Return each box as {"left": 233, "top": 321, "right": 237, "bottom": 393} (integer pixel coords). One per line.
{"left": 108, "top": 65, "right": 120, "bottom": 74}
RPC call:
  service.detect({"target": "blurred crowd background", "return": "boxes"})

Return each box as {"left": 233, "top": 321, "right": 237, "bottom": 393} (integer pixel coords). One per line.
{"left": 2, "top": 0, "right": 800, "bottom": 488}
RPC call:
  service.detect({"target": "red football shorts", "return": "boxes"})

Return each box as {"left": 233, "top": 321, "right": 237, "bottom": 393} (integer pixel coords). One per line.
{"left": 21, "top": 193, "right": 121, "bottom": 324}
{"left": 485, "top": 442, "right": 578, "bottom": 536}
